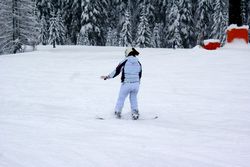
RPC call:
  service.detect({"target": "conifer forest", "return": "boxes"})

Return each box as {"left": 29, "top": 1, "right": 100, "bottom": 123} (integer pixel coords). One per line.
{"left": 0, "top": 0, "right": 249, "bottom": 55}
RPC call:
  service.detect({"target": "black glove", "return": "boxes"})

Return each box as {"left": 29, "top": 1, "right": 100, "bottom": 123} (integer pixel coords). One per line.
{"left": 101, "top": 76, "right": 108, "bottom": 80}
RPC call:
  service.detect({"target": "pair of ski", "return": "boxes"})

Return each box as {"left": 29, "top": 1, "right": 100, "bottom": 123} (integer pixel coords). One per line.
{"left": 96, "top": 115, "right": 158, "bottom": 120}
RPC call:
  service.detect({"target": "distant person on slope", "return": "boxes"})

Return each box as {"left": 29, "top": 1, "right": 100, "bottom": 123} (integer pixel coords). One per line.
{"left": 101, "top": 48, "right": 142, "bottom": 120}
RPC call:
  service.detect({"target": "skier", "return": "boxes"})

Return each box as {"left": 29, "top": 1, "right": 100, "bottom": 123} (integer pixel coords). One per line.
{"left": 101, "top": 48, "right": 142, "bottom": 120}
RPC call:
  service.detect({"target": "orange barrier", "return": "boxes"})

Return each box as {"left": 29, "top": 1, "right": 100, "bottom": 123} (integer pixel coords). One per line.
{"left": 227, "top": 27, "right": 249, "bottom": 43}
{"left": 203, "top": 42, "right": 221, "bottom": 50}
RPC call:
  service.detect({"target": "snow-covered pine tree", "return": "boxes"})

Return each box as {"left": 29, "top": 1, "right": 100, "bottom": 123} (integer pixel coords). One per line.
{"left": 39, "top": 15, "right": 49, "bottom": 45}
{"left": 151, "top": 23, "right": 163, "bottom": 48}
{"left": 105, "top": 28, "right": 118, "bottom": 46}
{"left": 248, "top": 0, "right": 250, "bottom": 42}
{"left": 144, "top": 0, "right": 155, "bottom": 29}
{"left": 52, "top": 0, "right": 63, "bottom": 11}
{"left": 211, "top": 0, "right": 228, "bottom": 44}
{"left": 166, "top": 0, "right": 183, "bottom": 48}
{"left": 153, "top": 0, "right": 168, "bottom": 24}
{"left": 36, "top": 0, "right": 52, "bottom": 45}
{"left": 106, "top": 28, "right": 113, "bottom": 46}
{"left": 77, "top": 31, "right": 90, "bottom": 45}
{"left": 0, "top": 0, "right": 15, "bottom": 54}
{"left": 62, "top": 0, "right": 82, "bottom": 44}
{"left": 97, "top": 0, "right": 109, "bottom": 45}
{"left": 111, "top": 0, "right": 127, "bottom": 46}
{"left": 248, "top": 0, "right": 250, "bottom": 25}
{"left": 165, "top": 0, "right": 173, "bottom": 24}
{"left": 21, "top": 0, "right": 40, "bottom": 45}
{"left": 36, "top": 0, "right": 52, "bottom": 18}
{"left": 135, "top": 0, "right": 152, "bottom": 48}
{"left": 119, "top": 9, "right": 132, "bottom": 47}
{"left": 0, "top": 0, "right": 40, "bottom": 54}
{"left": 191, "top": 0, "right": 198, "bottom": 17}
{"left": 48, "top": 11, "right": 59, "bottom": 48}
{"left": 131, "top": 0, "right": 154, "bottom": 42}
{"left": 56, "top": 10, "right": 66, "bottom": 45}
{"left": 78, "top": 0, "right": 104, "bottom": 46}
{"left": 241, "top": 0, "right": 248, "bottom": 25}
{"left": 195, "top": 0, "right": 213, "bottom": 45}
{"left": 129, "top": 0, "right": 140, "bottom": 41}
{"left": 151, "top": 0, "right": 170, "bottom": 48}
{"left": 163, "top": 0, "right": 173, "bottom": 48}
{"left": 179, "top": 0, "right": 195, "bottom": 48}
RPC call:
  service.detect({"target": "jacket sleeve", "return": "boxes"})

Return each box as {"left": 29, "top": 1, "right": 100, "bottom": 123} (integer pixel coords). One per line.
{"left": 138, "top": 61, "right": 142, "bottom": 79}
{"left": 107, "top": 59, "right": 127, "bottom": 79}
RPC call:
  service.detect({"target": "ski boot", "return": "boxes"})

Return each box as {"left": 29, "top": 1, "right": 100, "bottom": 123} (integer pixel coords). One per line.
{"left": 132, "top": 110, "right": 139, "bottom": 120}
{"left": 114, "top": 111, "right": 121, "bottom": 119}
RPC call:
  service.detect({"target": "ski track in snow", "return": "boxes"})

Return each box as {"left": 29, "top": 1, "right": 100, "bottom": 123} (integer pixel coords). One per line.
{"left": 0, "top": 45, "right": 250, "bottom": 167}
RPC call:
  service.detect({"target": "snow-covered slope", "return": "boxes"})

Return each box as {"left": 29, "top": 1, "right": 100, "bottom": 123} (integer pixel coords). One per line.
{"left": 1, "top": 46, "right": 250, "bottom": 167}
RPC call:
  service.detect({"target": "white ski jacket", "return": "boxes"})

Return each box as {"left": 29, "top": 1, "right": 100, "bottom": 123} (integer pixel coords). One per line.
{"left": 107, "top": 56, "right": 142, "bottom": 83}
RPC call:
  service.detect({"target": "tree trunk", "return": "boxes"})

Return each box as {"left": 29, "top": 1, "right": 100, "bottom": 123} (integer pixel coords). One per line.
{"left": 53, "top": 40, "right": 56, "bottom": 48}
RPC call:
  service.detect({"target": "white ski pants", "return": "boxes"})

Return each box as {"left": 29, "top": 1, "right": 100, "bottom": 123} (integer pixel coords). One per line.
{"left": 115, "top": 82, "right": 140, "bottom": 113}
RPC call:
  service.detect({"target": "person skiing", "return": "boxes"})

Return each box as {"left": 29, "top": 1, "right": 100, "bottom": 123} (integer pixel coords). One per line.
{"left": 101, "top": 48, "right": 142, "bottom": 120}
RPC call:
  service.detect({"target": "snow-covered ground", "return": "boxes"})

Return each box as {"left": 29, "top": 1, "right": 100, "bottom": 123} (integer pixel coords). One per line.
{"left": 0, "top": 45, "right": 250, "bottom": 167}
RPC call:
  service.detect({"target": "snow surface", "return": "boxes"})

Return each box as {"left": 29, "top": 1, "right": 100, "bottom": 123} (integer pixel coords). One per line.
{"left": 224, "top": 39, "right": 249, "bottom": 49}
{"left": 203, "top": 39, "right": 220, "bottom": 45}
{"left": 227, "top": 24, "right": 249, "bottom": 31}
{"left": 1, "top": 45, "right": 250, "bottom": 167}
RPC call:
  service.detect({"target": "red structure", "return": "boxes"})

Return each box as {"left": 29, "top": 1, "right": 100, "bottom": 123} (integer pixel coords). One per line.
{"left": 203, "top": 39, "right": 221, "bottom": 50}
{"left": 227, "top": 25, "right": 249, "bottom": 44}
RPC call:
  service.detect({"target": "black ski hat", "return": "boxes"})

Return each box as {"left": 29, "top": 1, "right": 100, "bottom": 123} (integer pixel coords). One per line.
{"left": 127, "top": 48, "right": 139, "bottom": 56}
{"left": 132, "top": 48, "right": 139, "bottom": 55}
